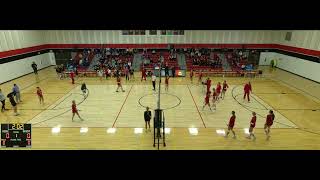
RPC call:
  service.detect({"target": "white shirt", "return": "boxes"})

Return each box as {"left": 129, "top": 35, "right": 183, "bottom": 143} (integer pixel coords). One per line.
{"left": 152, "top": 75, "right": 156, "bottom": 81}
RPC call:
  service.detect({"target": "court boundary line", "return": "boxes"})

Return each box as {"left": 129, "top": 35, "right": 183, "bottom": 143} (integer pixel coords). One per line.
{"left": 112, "top": 85, "right": 133, "bottom": 128}
{"left": 23, "top": 86, "right": 77, "bottom": 123}
{"left": 270, "top": 76, "right": 320, "bottom": 103}
{"left": 187, "top": 84, "right": 206, "bottom": 128}
{"left": 28, "top": 88, "right": 90, "bottom": 125}
{"left": 232, "top": 85, "right": 320, "bottom": 136}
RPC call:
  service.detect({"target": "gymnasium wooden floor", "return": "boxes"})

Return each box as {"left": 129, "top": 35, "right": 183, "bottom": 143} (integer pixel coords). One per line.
{"left": 0, "top": 66, "right": 320, "bottom": 150}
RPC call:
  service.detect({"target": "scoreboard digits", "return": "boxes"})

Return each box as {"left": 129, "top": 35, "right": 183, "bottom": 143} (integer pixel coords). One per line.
{"left": 1, "top": 124, "right": 32, "bottom": 148}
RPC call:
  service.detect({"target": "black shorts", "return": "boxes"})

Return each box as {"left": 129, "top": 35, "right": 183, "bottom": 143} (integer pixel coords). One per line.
{"left": 145, "top": 119, "right": 150, "bottom": 122}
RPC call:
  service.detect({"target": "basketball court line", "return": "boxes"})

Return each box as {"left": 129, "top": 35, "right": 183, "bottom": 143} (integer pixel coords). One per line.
{"left": 270, "top": 76, "right": 320, "bottom": 103}
{"left": 253, "top": 92, "right": 300, "bottom": 128}
{"left": 112, "top": 85, "right": 133, "bottom": 128}
{"left": 187, "top": 84, "right": 206, "bottom": 128}
{"left": 231, "top": 85, "right": 298, "bottom": 128}
{"left": 23, "top": 88, "right": 75, "bottom": 123}
{"left": 231, "top": 85, "right": 320, "bottom": 136}
{"left": 27, "top": 87, "right": 90, "bottom": 125}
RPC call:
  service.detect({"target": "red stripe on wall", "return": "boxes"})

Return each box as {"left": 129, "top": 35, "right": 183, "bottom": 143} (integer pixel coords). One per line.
{"left": 0, "top": 45, "right": 48, "bottom": 59}
{"left": 0, "top": 43, "right": 319, "bottom": 59}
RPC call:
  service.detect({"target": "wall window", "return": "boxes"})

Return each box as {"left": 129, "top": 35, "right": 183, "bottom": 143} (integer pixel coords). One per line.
{"left": 122, "top": 30, "right": 129, "bottom": 35}
{"left": 160, "top": 30, "right": 184, "bottom": 35}
{"left": 122, "top": 30, "right": 146, "bottom": 35}
{"left": 149, "top": 30, "right": 157, "bottom": 35}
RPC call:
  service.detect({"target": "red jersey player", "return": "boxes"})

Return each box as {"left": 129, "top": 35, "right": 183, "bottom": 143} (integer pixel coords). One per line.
{"left": 221, "top": 80, "right": 229, "bottom": 99}
{"left": 243, "top": 81, "right": 252, "bottom": 102}
{"left": 204, "top": 78, "right": 211, "bottom": 93}
{"left": 141, "top": 68, "right": 147, "bottom": 81}
{"left": 116, "top": 76, "right": 125, "bottom": 92}
{"left": 211, "top": 87, "right": 217, "bottom": 110}
{"left": 190, "top": 69, "right": 194, "bottom": 83}
{"left": 72, "top": 100, "right": 83, "bottom": 122}
{"left": 264, "top": 110, "right": 275, "bottom": 139}
{"left": 70, "top": 71, "right": 75, "bottom": 84}
{"left": 225, "top": 111, "right": 236, "bottom": 138}
{"left": 247, "top": 112, "right": 257, "bottom": 139}
{"left": 165, "top": 76, "right": 169, "bottom": 92}
{"left": 202, "top": 91, "right": 212, "bottom": 111}
{"left": 216, "top": 82, "right": 222, "bottom": 100}
{"left": 36, "top": 87, "right": 44, "bottom": 104}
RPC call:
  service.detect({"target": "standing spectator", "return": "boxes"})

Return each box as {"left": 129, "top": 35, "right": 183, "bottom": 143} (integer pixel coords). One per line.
{"left": 31, "top": 62, "right": 38, "bottom": 75}
{"left": 125, "top": 67, "right": 129, "bottom": 81}
{"left": 0, "top": 89, "right": 7, "bottom": 112}
{"left": 165, "top": 64, "right": 169, "bottom": 77}
{"left": 171, "top": 66, "right": 175, "bottom": 78}
{"left": 97, "top": 69, "right": 103, "bottom": 82}
{"left": 12, "top": 84, "right": 21, "bottom": 103}
{"left": 130, "top": 68, "right": 135, "bottom": 79}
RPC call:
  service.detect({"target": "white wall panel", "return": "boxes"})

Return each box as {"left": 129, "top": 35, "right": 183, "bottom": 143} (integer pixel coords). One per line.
{"left": 259, "top": 52, "right": 320, "bottom": 83}
{"left": 278, "top": 30, "right": 320, "bottom": 51}
{"left": 0, "top": 52, "right": 55, "bottom": 84}
{"left": 41, "top": 30, "right": 285, "bottom": 45}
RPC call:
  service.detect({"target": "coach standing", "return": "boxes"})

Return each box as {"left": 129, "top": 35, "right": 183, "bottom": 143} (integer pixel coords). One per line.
{"left": 31, "top": 62, "right": 38, "bottom": 75}
{"left": 144, "top": 107, "right": 151, "bottom": 131}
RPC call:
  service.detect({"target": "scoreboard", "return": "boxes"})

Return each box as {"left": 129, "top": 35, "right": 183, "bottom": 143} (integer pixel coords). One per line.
{"left": 1, "top": 124, "right": 31, "bottom": 148}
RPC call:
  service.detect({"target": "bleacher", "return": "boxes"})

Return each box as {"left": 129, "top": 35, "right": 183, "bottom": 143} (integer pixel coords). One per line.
{"left": 141, "top": 51, "right": 179, "bottom": 71}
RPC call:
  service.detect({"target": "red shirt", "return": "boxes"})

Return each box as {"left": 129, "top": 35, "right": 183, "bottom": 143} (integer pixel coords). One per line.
{"left": 244, "top": 83, "right": 251, "bottom": 92}
{"left": 37, "top": 89, "right": 43, "bottom": 97}
{"left": 72, "top": 104, "right": 77, "bottom": 113}
{"left": 223, "top": 83, "right": 228, "bottom": 90}
{"left": 266, "top": 114, "right": 274, "bottom": 126}
{"left": 216, "top": 84, "right": 221, "bottom": 93}
{"left": 142, "top": 69, "right": 146, "bottom": 76}
{"left": 212, "top": 92, "right": 217, "bottom": 100}
{"left": 229, "top": 115, "right": 236, "bottom": 127}
{"left": 250, "top": 116, "right": 256, "bottom": 128}
{"left": 199, "top": 72, "right": 203, "bottom": 79}
{"left": 205, "top": 94, "right": 210, "bottom": 103}
{"left": 206, "top": 79, "right": 211, "bottom": 87}
{"left": 70, "top": 72, "right": 75, "bottom": 78}
{"left": 165, "top": 78, "right": 169, "bottom": 85}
